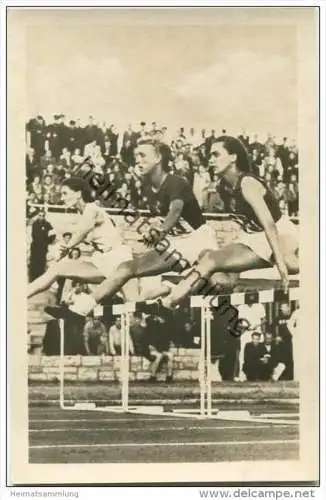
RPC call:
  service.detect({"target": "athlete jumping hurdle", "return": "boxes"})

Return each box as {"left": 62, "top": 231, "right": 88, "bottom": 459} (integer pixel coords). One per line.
{"left": 27, "top": 177, "right": 138, "bottom": 302}
{"left": 160, "top": 135, "right": 299, "bottom": 309}
{"left": 45, "top": 138, "right": 236, "bottom": 321}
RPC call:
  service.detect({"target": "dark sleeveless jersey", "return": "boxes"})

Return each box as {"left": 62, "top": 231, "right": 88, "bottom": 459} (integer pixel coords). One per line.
{"left": 145, "top": 174, "right": 205, "bottom": 232}
{"left": 218, "top": 173, "right": 282, "bottom": 234}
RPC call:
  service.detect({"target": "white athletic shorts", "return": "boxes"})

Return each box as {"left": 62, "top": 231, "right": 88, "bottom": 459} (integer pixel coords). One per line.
{"left": 167, "top": 223, "right": 219, "bottom": 267}
{"left": 235, "top": 215, "right": 299, "bottom": 264}
{"left": 89, "top": 244, "right": 133, "bottom": 278}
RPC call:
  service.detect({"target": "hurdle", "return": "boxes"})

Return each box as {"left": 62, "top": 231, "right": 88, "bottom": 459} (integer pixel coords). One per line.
{"left": 58, "top": 286, "right": 299, "bottom": 421}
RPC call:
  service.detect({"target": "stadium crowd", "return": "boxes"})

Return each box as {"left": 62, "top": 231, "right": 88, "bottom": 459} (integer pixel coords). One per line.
{"left": 26, "top": 114, "right": 299, "bottom": 382}
{"left": 26, "top": 114, "right": 299, "bottom": 217}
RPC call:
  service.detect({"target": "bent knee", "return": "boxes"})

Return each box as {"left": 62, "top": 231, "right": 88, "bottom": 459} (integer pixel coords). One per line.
{"left": 198, "top": 250, "right": 218, "bottom": 271}
{"left": 198, "top": 249, "right": 212, "bottom": 260}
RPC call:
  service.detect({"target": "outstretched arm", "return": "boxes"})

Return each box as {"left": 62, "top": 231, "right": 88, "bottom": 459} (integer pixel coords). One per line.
{"left": 62, "top": 205, "right": 97, "bottom": 252}
{"left": 143, "top": 199, "right": 184, "bottom": 246}
{"left": 241, "top": 177, "right": 289, "bottom": 292}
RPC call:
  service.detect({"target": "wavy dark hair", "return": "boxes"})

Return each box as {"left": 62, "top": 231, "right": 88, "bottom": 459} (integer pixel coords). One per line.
{"left": 213, "top": 135, "right": 252, "bottom": 173}
{"left": 61, "top": 176, "right": 94, "bottom": 203}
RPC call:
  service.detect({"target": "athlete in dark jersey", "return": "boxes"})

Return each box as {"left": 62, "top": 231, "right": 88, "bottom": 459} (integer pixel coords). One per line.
{"left": 161, "top": 135, "right": 299, "bottom": 309}
{"left": 219, "top": 172, "right": 282, "bottom": 233}
{"left": 46, "top": 139, "right": 234, "bottom": 320}
{"left": 145, "top": 173, "right": 205, "bottom": 231}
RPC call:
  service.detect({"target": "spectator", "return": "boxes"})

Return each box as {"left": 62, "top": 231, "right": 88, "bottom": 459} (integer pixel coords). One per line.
{"left": 29, "top": 210, "right": 56, "bottom": 281}
{"left": 108, "top": 125, "right": 119, "bottom": 156}
{"left": 129, "top": 311, "right": 148, "bottom": 354}
{"left": 237, "top": 296, "right": 266, "bottom": 381}
{"left": 145, "top": 313, "right": 174, "bottom": 383}
{"left": 26, "top": 115, "right": 46, "bottom": 159}
{"left": 25, "top": 118, "right": 300, "bottom": 218}
{"left": 238, "top": 129, "right": 250, "bottom": 148}
{"left": 242, "top": 332, "right": 264, "bottom": 381}
{"left": 43, "top": 175, "right": 61, "bottom": 204}
{"left": 287, "top": 179, "right": 299, "bottom": 217}
{"left": 84, "top": 115, "right": 99, "bottom": 145}
{"left": 28, "top": 175, "right": 43, "bottom": 203}
{"left": 60, "top": 147, "right": 73, "bottom": 169}
{"left": 259, "top": 332, "right": 277, "bottom": 381}
{"left": 120, "top": 139, "right": 135, "bottom": 166}
{"left": 108, "top": 316, "right": 134, "bottom": 356}
{"left": 83, "top": 314, "right": 107, "bottom": 355}
{"left": 71, "top": 148, "right": 84, "bottom": 167}
{"left": 271, "top": 303, "right": 294, "bottom": 380}
{"left": 84, "top": 139, "right": 98, "bottom": 159}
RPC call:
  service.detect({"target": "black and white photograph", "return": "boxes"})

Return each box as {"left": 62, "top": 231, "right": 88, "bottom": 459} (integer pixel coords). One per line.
{"left": 5, "top": 3, "right": 321, "bottom": 488}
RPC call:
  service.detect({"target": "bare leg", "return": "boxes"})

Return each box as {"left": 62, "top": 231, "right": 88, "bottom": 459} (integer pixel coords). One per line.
{"left": 165, "top": 243, "right": 271, "bottom": 306}
{"left": 92, "top": 250, "right": 180, "bottom": 303}
{"left": 150, "top": 352, "right": 165, "bottom": 378}
{"left": 121, "top": 278, "right": 140, "bottom": 301}
{"left": 27, "top": 260, "right": 105, "bottom": 299}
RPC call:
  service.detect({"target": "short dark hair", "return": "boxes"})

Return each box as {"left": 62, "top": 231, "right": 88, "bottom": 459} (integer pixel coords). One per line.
{"left": 62, "top": 176, "right": 94, "bottom": 203}
{"left": 251, "top": 332, "right": 261, "bottom": 338}
{"left": 137, "top": 139, "right": 172, "bottom": 172}
{"left": 69, "top": 247, "right": 81, "bottom": 259}
{"left": 63, "top": 231, "right": 72, "bottom": 238}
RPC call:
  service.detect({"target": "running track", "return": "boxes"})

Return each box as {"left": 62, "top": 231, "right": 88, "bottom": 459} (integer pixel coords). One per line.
{"left": 29, "top": 406, "right": 299, "bottom": 463}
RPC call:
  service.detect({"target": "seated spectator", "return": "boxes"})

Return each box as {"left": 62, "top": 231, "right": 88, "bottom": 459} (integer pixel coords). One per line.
{"left": 60, "top": 147, "right": 73, "bottom": 169}
{"left": 42, "top": 175, "right": 61, "bottom": 204}
{"left": 265, "top": 164, "right": 280, "bottom": 183}
{"left": 40, "top": 147, "right": 57, "bottom": 170}
{"left": 84, "top": 139, "right": 98, "bottom": 159}
{"left": 176, "top": 320, "right": 198, "bottom": 348}
{"left": 129, "top": 311, "right": 148, "bottom": 354}
{"left": 271, "top": 302, "right": 294, "bottom": 380}
{"left": 83, "top": 314, "right": 107, "bottom": 355}
{"left": 28, "top": 175, "right": 43, "bottom": 202}
{"left": 242, "top": 332, "right": 264, "bottom": 381}
{"left": 108, "top": 316, "right": 134, "bottom": 356}
{"left": 43, "top": 163, "right": 60, "bottom": 184}
{"left": 90, "top": 145, "right": 106, "bottom": 173}
{"left": 237, "top": 297, "right": 266, "bottom": 380}
{"left": 145, "top": 313, "right": 174, "bottom": 383}
{"left": 71, "top": 148, "right": 84, "bottom": 167}
{"left": 259, "top": 332, "right": 278, "bottom": 381}
{"left": 270, "top": 334, "right": 289, "bottom": 381}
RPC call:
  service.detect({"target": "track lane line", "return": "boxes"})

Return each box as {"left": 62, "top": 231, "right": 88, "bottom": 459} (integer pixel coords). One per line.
{"left": 30, "top": 439, "right": 299, "bottom": 450}
{"left": 29, "top": 424, "right": 293, "bottom": 433}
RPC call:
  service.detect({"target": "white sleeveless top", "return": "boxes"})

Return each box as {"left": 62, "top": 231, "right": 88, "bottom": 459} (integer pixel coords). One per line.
{"left": 82, "top": 202, "right": 124, "bottom": 252}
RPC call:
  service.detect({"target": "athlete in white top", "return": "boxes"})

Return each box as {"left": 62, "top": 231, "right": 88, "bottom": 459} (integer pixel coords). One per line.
{"left": 27, "top": 177, "right": 137, "bottom": 301}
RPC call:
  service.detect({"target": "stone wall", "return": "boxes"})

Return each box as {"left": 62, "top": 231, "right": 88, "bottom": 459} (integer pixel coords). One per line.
{"left": 28, "top": 349, "right": 201, "bottom": 382}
